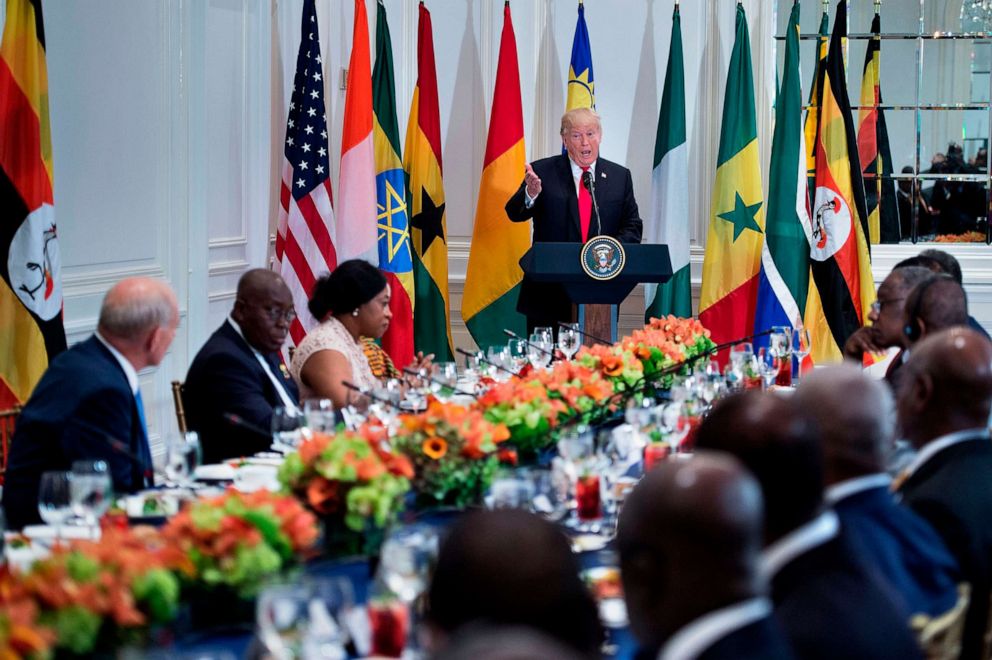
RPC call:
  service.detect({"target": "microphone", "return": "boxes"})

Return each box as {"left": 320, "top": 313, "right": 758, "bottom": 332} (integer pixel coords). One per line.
{"left": 455, "top": 347, "right": 518, "bottom": 377}
{"left": 557, "top": 321, "right": 611, "bottom": 346}
{"left": 503, "top": 329, "right": 556, "bottom": 358}
{"left": 223, "top": 412, "right": 272, "bottom": 441}
{"left": 402, "top": 367, "right": 478, "bottom": 398}
{"left": 581, "top": 170, "right": 602, "bottom": 238}
{"left": 341, "top": 381, "right": 401, "bottom": 409}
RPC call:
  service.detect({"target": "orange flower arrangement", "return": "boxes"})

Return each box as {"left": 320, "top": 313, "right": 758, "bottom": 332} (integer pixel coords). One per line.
{"left": 0, "top": 566, "right": 53, "bottom": 659}
{"left": 478, "top": 378, "right": 570, "bottom": 454}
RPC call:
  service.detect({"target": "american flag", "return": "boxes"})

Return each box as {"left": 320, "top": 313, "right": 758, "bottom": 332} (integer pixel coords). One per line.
{"left": 275, "top": 0, "right": 336, "bottom": 345}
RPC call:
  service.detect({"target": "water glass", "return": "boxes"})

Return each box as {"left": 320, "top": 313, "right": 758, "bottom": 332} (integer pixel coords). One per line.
{"left": 507, "top": 338, "right": 529, "bottom": 374}
{"left": 257, "top": 583, "right": 312, "bottom": 660}
{"left": 38, "top": 471, "right": 72, "bottom": 539}
{"left": 303, "top": 398, "right": 337, "bottom": 433}
{"left": 558, "top": 323, "right": 582, "bottom": 360}
{"left": 70, "top": 460, "right": 112, "bottom": 534}
{"left": 792, "top": 326, "right": 812, "bottom": 383}
{"left": 430, "top": 362, "right": 458, "bottom": 395}
{"left": 378, "top": 523, "right": 439, "bottom": 604}
{"left": 165, "top": 431, "right": 201, "bottom": 487}
{"left": 487, "top": 469, "right": 536, "bottom": 509}
{"left": 272, "top": 406, "right": 306, "bottom": 449}
{"left": 769, "top": 326, "right": 793, "bottom": 387}
{"left": 756, "top": 347, "right": 779, "bottom": 390}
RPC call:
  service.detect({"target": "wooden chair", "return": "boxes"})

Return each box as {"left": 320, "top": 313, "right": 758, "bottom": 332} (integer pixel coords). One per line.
{"left": 0, "top": 406, "right": 23, "bottom": 485}
{"left": 910, "top": 584, "right": 970, "bottom": 660}
{"left": 170, "top": 380, "right": 188, "bottom": 434}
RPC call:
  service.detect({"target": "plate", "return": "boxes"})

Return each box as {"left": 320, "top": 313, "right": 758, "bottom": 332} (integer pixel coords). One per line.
{"left": 193, "top": 464, "right": 237, "bottom": 481}
{"left": 22, "top": 525, "right": 94, "bottom": 541}
{"left": 570, "top": 533, "right": 609, "bottom": 553}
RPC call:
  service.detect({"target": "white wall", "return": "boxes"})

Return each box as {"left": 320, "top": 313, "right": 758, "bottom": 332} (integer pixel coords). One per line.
{"left": 41, "top": 0, "right": 992, "bottom": 458}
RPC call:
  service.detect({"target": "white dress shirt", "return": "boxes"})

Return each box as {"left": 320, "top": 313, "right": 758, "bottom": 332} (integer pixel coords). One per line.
{"left": 95, "top": 332, "right": 139, "bottom": 395}
{"left": 824, "top": 473, "right": 892, "bottom": 505}
{"left": 657, "top": 597, "right": 773, "bottom": 660}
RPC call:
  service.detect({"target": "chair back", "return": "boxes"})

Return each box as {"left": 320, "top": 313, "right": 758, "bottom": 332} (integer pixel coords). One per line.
{"left": 170, "top": 380, "right": 188, "bottom": 434}
{"left": 911, "top": 584, "right": 970, "bottom": 660}
{"left": 0, "top": 406, "right": 22, "bottom": 485}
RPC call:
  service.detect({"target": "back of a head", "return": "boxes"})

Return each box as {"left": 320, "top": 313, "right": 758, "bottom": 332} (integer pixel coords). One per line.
{"left": 308, "top": 259, "right": 386, "bottom": 320}
{"left": 905, "top": 275, "right": 968, "bottom": 339}
{"left": 426, "top": 509, "right": 601, "bottom": 657}
{"left": 794, "top": 365, "right": 894, "bottom": 481}
{"left": 98, "top": 277, "right": 176, "bottom": 341}
{"left": 695, "top": 391, "right": 823, "bottom": 542}
{"left": 894, "top": 255, "right": 943, "bottom": 275}
{"left": 919, "top": 249, "right": 962, "bottom": 284}
{"left": 431, "top": 625, "right": 584, "bottom": 660}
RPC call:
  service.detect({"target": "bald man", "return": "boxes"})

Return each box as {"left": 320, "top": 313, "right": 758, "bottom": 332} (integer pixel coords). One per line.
{"left": 184, "top": 269, "right": 300, "bottom": 463}
{"left": 617, "top": 453, "right": 793, "bottom": 660}
{"left": 895, "top": 328, "right": 992, "bottom": 660}
{"left": 901, "top": 274, "right": 969, "bottom": 349}
{"left": 4, "top": 278, "right": 179, "bottom": 529}
{"left": 795, "top": 366, "right": 958, "bottom": 618}
{"left": 696, "top": 392, "right": 922, "bottom": 659}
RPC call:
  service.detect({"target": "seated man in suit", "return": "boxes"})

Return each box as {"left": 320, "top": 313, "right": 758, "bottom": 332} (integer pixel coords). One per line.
{"left": 895, "top": 328, "right": 992, "bottom": 660}
{"left": 696, "top": 391, "right": 922, "bottom": 659}
{"left": 505, "top": 107, "right": 642, "bottom": 332}
{"left": 3, "top": 277, "right": 178, "bottom": 529}
{"left": 184, "top": 269, "right": 300, "bottom": 464}
{"left": 618, "top": 452, "right": 794, "bottom": 660}
{"left": 915, "top": 248, "right": 990, "bottom": 340}
{"left": 795, "top": 365, "right": 959, "bottom": 618}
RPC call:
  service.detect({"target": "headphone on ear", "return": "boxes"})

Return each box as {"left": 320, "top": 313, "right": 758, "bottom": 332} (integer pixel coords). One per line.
{"left": 903, "top": 276, "right": 945, "bottom": 342}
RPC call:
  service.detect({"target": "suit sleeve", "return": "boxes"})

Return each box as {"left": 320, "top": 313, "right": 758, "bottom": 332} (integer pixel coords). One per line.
{"left": 62, "top": 387, "right": 140, "bottom": 492}
{"left": 198, "top": 351, "right": 279, "bottom": 436}
{"left": 505, "top": 179, "right": 536, "bottom": 223}
{"left": 616, "top": 168, "right": 643, "bottom": 243}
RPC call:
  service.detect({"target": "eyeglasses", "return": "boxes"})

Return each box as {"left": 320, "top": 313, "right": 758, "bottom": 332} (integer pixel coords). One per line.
{"left": 870, "top": 297, "right": 905, "bottom": 314}
{"left": 262, "top": 306, "right": 297, "bottom": 324}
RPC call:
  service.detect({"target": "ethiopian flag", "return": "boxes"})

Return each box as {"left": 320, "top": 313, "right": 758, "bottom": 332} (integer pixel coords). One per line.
{"left": 1, "top": 0, "right": 67, "bottom": 409}
{"left": 463, "top": 1, "right": 530, "bottom": 350}
{"left": 699, "top": 4, "right": 765, "bottom": 350}
{"left": 373, "top": 1, "right": 414, "bottom": 368}
{"left": 404, "top": 1, "right": 453, "bottom": 361}
{"left": 644, "top": 4, "right": 690, "bottom": 322}
{"left": 805, "top": 0, "right": 875, "bottom": 363}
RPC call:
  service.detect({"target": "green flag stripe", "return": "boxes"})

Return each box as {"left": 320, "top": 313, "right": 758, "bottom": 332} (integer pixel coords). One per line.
{"left": 717, "top": 5, "right": 757, "bottom": 166}
{"left": 645, "top": 265, "right": 692, "bottom": 321}
{"left": 465, "top": 284, "right": 525, "bottom": 351}
{"left": 653, "top": 9, "right": 685, "bottom": 166}
{"left": 412, "top": 254, "right": 453, "bottom": 361}
{"left": 372, "top": 2, "right": 401, "bottom": 155}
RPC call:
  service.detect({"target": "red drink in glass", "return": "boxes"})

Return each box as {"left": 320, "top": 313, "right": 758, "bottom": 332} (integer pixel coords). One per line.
{"left": 369, "top": 600, "right": 408, "bottom": 658}
{"left": 680, "top": 416, "right": 701, "bottom": 453}
{"left": 643, "top": 443, "right": 670, "bottom": 470}
{"left": 575, "top": 475, "right": 602, "bottom": 521}
{"left": 774, "top": 356, "right": 792, "bottom": 387}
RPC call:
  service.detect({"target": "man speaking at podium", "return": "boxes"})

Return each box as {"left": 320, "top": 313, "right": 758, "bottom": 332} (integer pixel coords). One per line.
{"left": 506, "top": 108, "right": 642, "bottom": 333}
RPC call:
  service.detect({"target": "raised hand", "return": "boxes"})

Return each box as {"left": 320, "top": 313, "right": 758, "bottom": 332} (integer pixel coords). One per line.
{"left": 524, "top": 162, "right": 542, "bottom": 198}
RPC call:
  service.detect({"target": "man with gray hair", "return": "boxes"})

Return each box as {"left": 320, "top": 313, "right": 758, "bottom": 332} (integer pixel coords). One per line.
{"left": 506, "top": 107, "right": 642, "bottom": 332}
{"left": 795, "top": 365, "right": 959, "bottom": 619}
{"left": 4, "top": 277, "right": 179, "bottom": 529}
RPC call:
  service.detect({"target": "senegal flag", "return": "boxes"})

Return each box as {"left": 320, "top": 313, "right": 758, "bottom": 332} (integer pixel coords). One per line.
{"left": 1, "top": 0, "right": 67, "bottom": 409}
{"left": 373, "top": 1, "right": 414, "bottom": 368}
{"left": 699, "top": 4, "right": 765, "bottom": 349}
{"left": 805, "top": 0, "right": 875, "bottom": 363}
{"left": 404, "top": 1, "right": 453, "bottom": 361}
{"left": 463, "top": 2, "right": 530, "bottom": 350}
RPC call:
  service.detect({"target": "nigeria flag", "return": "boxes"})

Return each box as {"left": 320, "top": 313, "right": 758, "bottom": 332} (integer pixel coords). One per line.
{"left": 645, "top": 5, "right": 690, "bottom": 321}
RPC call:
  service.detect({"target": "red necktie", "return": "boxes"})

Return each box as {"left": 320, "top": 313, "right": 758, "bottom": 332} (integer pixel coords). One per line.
{"left": 578, "top": 166, "right": 592, "bottom": 241}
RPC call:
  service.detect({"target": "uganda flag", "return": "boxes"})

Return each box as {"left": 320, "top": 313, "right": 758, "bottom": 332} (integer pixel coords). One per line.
{"left": 404, "top": 1, "right": 453, "bottom": 361}
{"left": 857, "top": 12, "right": 900, "bottom": 244}
{"left": 699, "top": 4, "right": 764, "bottom": 350}
{"left": 373, "top": 1, "right": 414, "bottom": 368}
{"left": 804, "top": 0, "right": 875, "bottom": 363}
{"left": 1, "top": 0, "right": 67, "bottom": 409}
{"left": 463, "top": 1, "right": 530, "bottom": 350}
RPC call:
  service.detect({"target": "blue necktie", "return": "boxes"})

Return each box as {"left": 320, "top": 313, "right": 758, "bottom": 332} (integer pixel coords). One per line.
{"left": 134, "top": 390, "right": 153, "bottom": 486}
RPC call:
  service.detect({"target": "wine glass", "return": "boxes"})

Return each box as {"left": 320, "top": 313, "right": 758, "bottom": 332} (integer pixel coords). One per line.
{"left": 768, "top": 326, "right": 794, "bottom": 387}
{"left": 557, "top": 323, "right": 582, "bottom": 361}
{"left": 70, "top": 460, "right": 112, "bottom": 537}
{"left": 507, "top": 338, "right": 529, "bottom": 374}
{"left": 303, "top": 398, "right": 337, "bottom": 433}
{"left": 272, "top": 406, "right": 306, "bottom": 450}
{"left": 792, "top": 326, "right": 812, "bottom": 384}
{"left": 378, "top": 523, "right": 439, "bottom": 604}
{"left": 257, "top": 583, "right": 312, "bottom": 660}
{"left": 38, "top": 471, "right": 73, "bottom": 541}
{"left": 530, "top": 332, "right": 554, "bottom": 369}
{"left": 430, "top": 362, "right": 459, "bottom": 396}
{"left": 165, "top": 431, "right": 201, "bottom": 488}
{"left": 660, "top": 402, "right": 691, "bottom": 454}
{"left": 756, "top": 347, "right": 779, "bottom": 390}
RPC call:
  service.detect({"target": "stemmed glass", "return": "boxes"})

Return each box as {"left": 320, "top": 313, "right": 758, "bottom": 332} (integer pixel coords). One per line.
{"left": 529, "top": 332, "right": 554, "bottom": 369}
{"left": 272, "top": 406, "right": 306, "bottom": 450}
{"left": 430, "top": 362, "right": 459, "bottom": 396}
{"left": 792, "top": 326, "right": 812, "bottom": 384}
{"left": 70, "top": 460, "right": 112, "bottom": 537}
{"left": 558, "top": 323, "right": 582, "bottom": 361}
{"left": 507, "top": 338, "right": 529, "bottom": 374}
{"left": 377, "top": 523, "right": 440, "bottom": 654}
{"left": 165, "top": 431, "right": 201, "bottom": 489}
{"left": 756, "top": 347, "right": 779, "bottom": 390}
{"left": 303, "top": 398, "right": 336, "bottom": 433}
{"left": 660, "top": 402, "right": 691, "bottom": 454}
{"left": 257, "top": 578, "right": 354, "bottom": 660}
{"left": 769, "top": 326, "right": 794, "bottom": 387}
{"left": 38, "top": 471, "right": 72, "bottom": 541}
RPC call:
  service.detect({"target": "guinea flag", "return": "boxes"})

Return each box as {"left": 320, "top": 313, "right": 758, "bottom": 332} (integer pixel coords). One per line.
{"left": 1, "top": 0, "right": 67, "bottom": 409}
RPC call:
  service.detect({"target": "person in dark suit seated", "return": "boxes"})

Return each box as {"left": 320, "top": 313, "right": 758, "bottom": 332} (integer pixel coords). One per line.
{"left": 795, "top": 365, "right": 959, "bottom": 618}
{"left": 696, "top": 391, "right": 923, "bottom": 660}
{"left": 3, "top": 278, "right": 178, "bottom": 529}
{"left": 617, "top": 452, "right": 794, "bottom": 660}
{"left": 894, "top": 328, "right": 992, "bottom": 660}
{"left": 903, "top": 249, "right": 990, "bottom": 341}
{"left": 425, "top": 509, "right": 602, "bottom": 658}
{"left": 505, "top": 108, "right": 643, "bottom": 332}
{"left": 184, "top": 269, "right": 299, "bottom": 464}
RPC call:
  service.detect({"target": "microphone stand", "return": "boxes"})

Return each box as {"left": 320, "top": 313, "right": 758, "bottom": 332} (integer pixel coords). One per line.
{"left": 402, "top": 368, "right": 478, "bottom": 399}
{"left": 557, "top": 321, "right": 611, "bottom": 346}
{"left": 456, "top": 347, "right": 518, "bottom": 378}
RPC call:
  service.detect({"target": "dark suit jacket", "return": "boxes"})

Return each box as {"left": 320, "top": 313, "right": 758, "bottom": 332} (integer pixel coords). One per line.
{"left": 184, "top": 320, "right": 299, "bottom": 464}
{"left": 899, "top": 435, "right": 992, "bottom": 660}
{"left": 834, "top": 484, "right": 959, "bottom": 618}
{"left": 771, "top": 528, "right": 922, "bottom": 659}
{"left": 505, "top": 155, "right": 643, "bottom": 321}
{"left": 695, "top": 615, "right": 795, "bottom": 660}
{"left": 3, "top": 336, "right": 152, "bottom": 529}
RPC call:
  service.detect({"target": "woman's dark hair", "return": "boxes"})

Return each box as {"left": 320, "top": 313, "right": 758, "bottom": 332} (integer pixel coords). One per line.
{"left": 426, "top": 510, "right": 603, "bottom": 658}
{"left": 308, "top": 259, "right": 387, "bottom": 320}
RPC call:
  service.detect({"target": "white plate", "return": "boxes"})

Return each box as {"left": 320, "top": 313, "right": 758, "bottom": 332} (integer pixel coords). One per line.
{"left": 242, "top": 456, "right": 284, "bottom": 467}
{"left": 22, "top": 524, "right": 95, "bottom": 541}
{"left": 233, "top": 464, "right": 280, "bottom": 493}
{"left": 193, "top": 464, "right": 237, "bottom": 481}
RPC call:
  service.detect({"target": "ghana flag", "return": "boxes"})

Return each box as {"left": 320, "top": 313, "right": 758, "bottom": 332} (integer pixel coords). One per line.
{"left": 404, "top": 1, "right": 453, "bottom": 361}
{"left": 804, "top": 0, "right": 875, "bottom": 363}
{"left": 1, "top": 0, "right": 67, "bottom": 409}
{"left": 699, "top": 4, "right": 765, "bottom": 350}
{"left": 463, "top": 1, "right": 530, "bottom": 350}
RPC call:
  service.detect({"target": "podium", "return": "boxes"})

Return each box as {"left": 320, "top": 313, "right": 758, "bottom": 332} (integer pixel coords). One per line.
{"left": 519, "top": 242, "right": 673, "bottom": 343}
